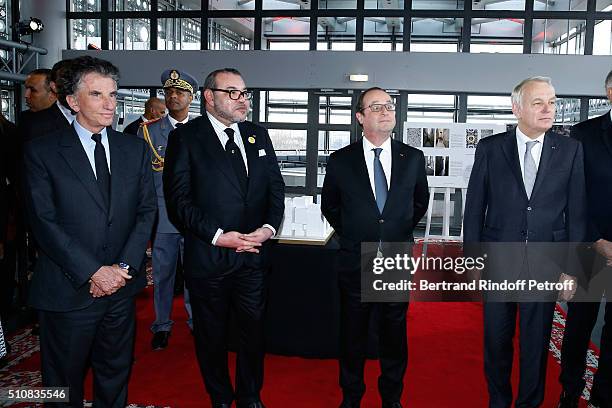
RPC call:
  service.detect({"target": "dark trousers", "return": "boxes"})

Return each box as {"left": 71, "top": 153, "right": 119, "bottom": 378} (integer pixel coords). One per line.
{"left": 483, "top": 302, "right": 556, "bottom": 408}
{"left": 38, "top": 296, "right": 136, "bottom": 408}
{"left": 187, "top": 267, "right": 266, "bottom": 406}
{"left": 339, "top": 274, "right": 408, "bottom": 404}
{"left": 560, "top": 262, "right": 611, "bottom": 406}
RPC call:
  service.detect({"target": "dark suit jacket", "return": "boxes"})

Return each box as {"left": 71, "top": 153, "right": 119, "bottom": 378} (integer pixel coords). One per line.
{"left": 570, "top": 112, "right": 612, "bottom": 243}
{"left": 163, "top": 114, "right": 285, "bottom": 278}
{"left": 123, "top": 117, "right": 144, "bottom": 136}
{"left": 464, "top": 130, "right": 587, "bottom": 281}
{"left": 321, "top": 138, "right": 429, "bottom": 270}
{"left": 20, "top": 104, "right": 72, "bottom": 142}
{"left": 23, "top": 125, "right": 157, "bottom": 312}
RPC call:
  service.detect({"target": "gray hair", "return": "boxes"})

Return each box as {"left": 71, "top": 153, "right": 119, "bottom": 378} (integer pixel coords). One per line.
{"left": 605, "top": 70, "right": 612, "bottom": 89}
{"left": 511, "top": 76, "right": 553, "bottom": 107}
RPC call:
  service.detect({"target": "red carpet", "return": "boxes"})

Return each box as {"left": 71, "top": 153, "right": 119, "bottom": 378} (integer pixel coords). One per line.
{"left": 3, "top": 290, "right": 597, "bottom": 407}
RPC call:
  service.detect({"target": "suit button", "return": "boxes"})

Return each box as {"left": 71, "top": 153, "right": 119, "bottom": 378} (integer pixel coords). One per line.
{"left": 107, "top": 222, "right": 112, "bottom": 227}
{"left": 379, "top": 219, "right": 384, "bottom": 224}
{"left": 527, "top": 207, "right": 532, "bottom": 211}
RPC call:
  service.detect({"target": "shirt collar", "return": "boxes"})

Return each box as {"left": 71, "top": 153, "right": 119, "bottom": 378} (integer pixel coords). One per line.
{"left": 516, "top": 126, "right": 545, "bottom": 145}
{"left": 206, "top": 111, "right": 240, "bottom": 134}
{"left": 73, "top": 118, "right": 107, "bottom": 143}
{"left": 363, "top": 134, "right": 392, "bottom": 154}
{"left": 167, "top": 113, "right": 189, "bottom": 129}
{"left": 56, "top": 101, "right": 75, "bottom": 123}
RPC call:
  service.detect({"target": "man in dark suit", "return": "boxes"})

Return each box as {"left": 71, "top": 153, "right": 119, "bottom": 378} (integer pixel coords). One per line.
{"left": 23, "top": 56, "right": 156, "bottom": 407}
{"left": 20, "top": 59, "right": 75, "bottom": 142}
{"left": 321, "top": 87, "right": 429, "bottom": 408}
{"left": 558, "top": 72, "right": 612, "bottom": 408}
{"left": 163, "top": 68, "right": 285, "bottom": 408}
{"left": 464, "top": 76, "right": 586, "bottom": 408}
{"left": 24, "top": 69, "right": 56, "bottom": 113}
{"left": 123, "top": 96, "right": 166, "bottom": 136}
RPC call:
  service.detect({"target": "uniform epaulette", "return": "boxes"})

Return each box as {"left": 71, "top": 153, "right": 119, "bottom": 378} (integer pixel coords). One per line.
{"left": 140, "top": 117, "right": 162, "bottom": 127}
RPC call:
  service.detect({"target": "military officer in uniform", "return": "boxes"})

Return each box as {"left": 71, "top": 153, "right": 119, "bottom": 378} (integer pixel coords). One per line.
{"left": 139, "top": 69, "right": 197, "bottom": 350}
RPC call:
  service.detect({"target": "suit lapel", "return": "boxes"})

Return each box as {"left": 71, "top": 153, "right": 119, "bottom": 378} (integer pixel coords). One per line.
{"left": 530, "top": 131, "right": 557, "bottom": 200}
{"left": 501, "top": 130, "right": 528, "bottom": 200}
{"left": 58, "top": 126, "right": 107, "bottom": 213}
{"left": 108, "top": 129, "right": 128, "bottom": 222}
{"left": 600, "top": 112, "right": 612, "bottom": 159}
{"left": 199, "top": 116, "right": 243, "bottom": 194}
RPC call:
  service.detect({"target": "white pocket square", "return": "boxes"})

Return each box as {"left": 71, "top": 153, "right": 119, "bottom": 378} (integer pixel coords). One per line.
{"left": 258, "top": 149, "right": 266, "bottom": 157}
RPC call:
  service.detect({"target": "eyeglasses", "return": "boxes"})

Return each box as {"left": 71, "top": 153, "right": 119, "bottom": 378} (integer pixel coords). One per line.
{"left": 362, "top": 103, "right": 396, "bottom": 113}
{"left": 210, "top": 88, "right": 253, "bottom": 101}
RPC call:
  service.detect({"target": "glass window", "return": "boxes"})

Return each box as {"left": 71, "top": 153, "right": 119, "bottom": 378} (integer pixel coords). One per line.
{"left": 363, "top": 17, "right": 404, "bottom": 51}
{"left": 317, "top": 17, "right": 357, "bottom": 50}
{"left": 597, "top": 0, "right": 612, "bottom": 11}
{"left": 365, "top": 0, "right": 404, "bottom": 9}
{"left": 1, "top": 89, "right": 13, "bottom": 122}
{"left": 317, "top": 130, "right": 351, "bottom": 187}
{"left": 116, "top": 88, "right": 151, "bottom": 131}
{"left": 588, "top": 98, "right": 610, "bottom": 119}
{"left": 407, "top": 93, "right": 456, "bottom": 123}
{"left": 467, "top": 95, "right": 514, "bottom": 124}
{"left": 413, "top": 0, "right": 464, "bottom": 10}
{"left": 532, "top": 19, "right": 586, "bottom": 54}
{"left": 264, "top": 0, "right": 311, "bottom": 9}
{"left": 555, "top": 98, "right": 581, "bottom": 124}
{"left": 111, "top": 0, "right": 151, "bottom": 11}
{"left": 109, "top": 19, "right": 151, "bottom": 50}
{"left": 262, "top": 17, "right": 310, "bottom": 50}
{"left": 533, "top": 0, "right": 586, "bottom": 11}
{"left": 260, "top": 91, "right": 309, "bottom": 123}
{"left": 471, "top": 19, "right": 524, "bottom": 53}
{"left": 158, "top": 18, "right": 201, "bottom": 50}
{"left": 0, "top": 0, "right": 9, "bottom": 40}
{"left": 319, "top": 96, "right": 352, "bottom": 124}
{"left": 473, "top": 0, "right": 524, "bottom": 10}
{"left": 594, "top": 19, "right": 612, "bottom": 55}
{"left": 70, "top": 19, "right": 102, "bottom": 50}
{"left": 71, "top": 0, "right": 101, "bottom": 12}
{"left": 319, "top": 0, "right": 358, "bottom": 9}
{"left": 209, "top": 18, "right": 254, "bottom": 50}
{"left": 209, "top": 0, "right": 255, "bottom": 10}
{"left": 158, "top": 0, "right": 201, "bottom": 10}
{"left": 269, "top": 129, "right": 308, "bottom": 187}
{"left": 410, "top": 18, "right": 462, "bottom": 52}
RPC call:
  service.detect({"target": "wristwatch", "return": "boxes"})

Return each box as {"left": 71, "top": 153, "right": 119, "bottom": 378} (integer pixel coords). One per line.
{"left": 118, "top": 262, "right": 136, "bottom": 276}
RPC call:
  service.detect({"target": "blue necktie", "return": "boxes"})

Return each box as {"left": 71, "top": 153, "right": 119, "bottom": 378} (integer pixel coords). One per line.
{"left": 373, "top": 148, "right": 388, "bottom": 214}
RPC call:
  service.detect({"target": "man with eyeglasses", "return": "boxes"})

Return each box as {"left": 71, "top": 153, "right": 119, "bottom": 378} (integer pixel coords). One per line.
{"left": 163, "top": 68, "right": 284, "bottom": 408}
{"left": 139, "top": 69, "right": 196, "bottom": 351}
{"left": 322, "top": 87, "right": 429, "bottom": 408}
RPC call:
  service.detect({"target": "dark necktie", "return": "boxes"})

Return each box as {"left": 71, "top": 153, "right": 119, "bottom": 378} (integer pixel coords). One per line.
{"left": 224, "top": 128, "right": 248, "bottom": 193}
{"left": 91, "top": 133, "right": 110, "bottom": 209}
{"left": 373, "top": 148, "right": 388, "bottom": 214}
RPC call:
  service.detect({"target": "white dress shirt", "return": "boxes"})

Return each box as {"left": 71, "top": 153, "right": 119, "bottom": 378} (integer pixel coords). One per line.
{"left": 57, "top": 101, "right": 76, "bottom": 124}
{"left": 516, "top": 127, "right": 544, "bottom": 184}
{"left": 167, "top": 114, "right": 189, "bottom": 129}
{"left": 73, "top": 119, "right": 110, "bottom": 178}
{"left": 205, "top": 112, "right": 276, "bottom": 245}
{"left": 362, "top": 136, "right": 392, "bottom": 200}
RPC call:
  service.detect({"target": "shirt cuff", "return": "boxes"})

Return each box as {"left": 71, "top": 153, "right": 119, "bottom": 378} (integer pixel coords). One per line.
{"left": 262, "top": 224, "right": 276, "bottom": 238}
{"left": 212, "top": 228, "right": 224, "bottom": 246}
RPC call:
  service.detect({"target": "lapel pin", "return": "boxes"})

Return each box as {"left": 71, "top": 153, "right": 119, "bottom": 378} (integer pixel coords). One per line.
{"left": 248, "top": 136, "right": 256, "bottom": 144}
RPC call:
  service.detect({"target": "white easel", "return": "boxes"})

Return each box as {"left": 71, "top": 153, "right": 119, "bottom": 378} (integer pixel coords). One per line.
{"left": 421, "top": 187, "right": 466, "bottom": 256}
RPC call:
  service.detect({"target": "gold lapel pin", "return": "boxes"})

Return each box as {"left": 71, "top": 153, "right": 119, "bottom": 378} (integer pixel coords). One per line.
{"left": 248, "top": 136, "right": 256, "bottom": 144}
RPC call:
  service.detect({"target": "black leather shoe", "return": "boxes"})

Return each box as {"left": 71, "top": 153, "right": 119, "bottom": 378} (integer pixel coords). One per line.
{"left": 588, "top": 393, "right": 607, "bottom": 408}
{"left": 151, "top": 331, "right": 170, "bottom": 350}
{"left": 238, "top": 402, "right": 266, "bottom": 408}
{"left": 558, "top": 391, "right": 579, "bottom": 408}
{"left": 339, "top": 400, "right": 360, "bottom": 408}
{"left": 382, "top": 402, "right": 403, "bottom": 408}
{"left": 212, "top": 404, "right": 231, "bottom": 408}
